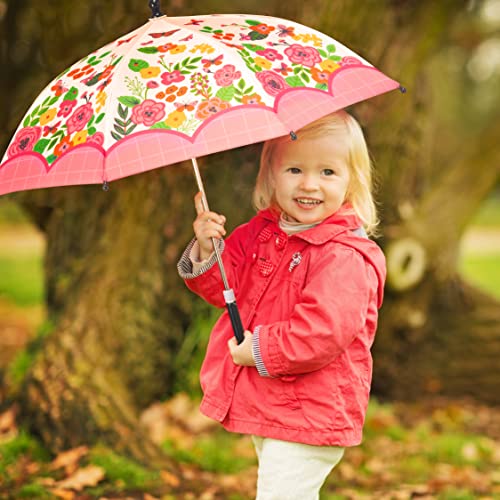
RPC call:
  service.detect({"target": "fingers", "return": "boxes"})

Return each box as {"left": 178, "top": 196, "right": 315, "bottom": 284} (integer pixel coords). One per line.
{"left": 194, "top": 191, "right": 206, "bottom": 216}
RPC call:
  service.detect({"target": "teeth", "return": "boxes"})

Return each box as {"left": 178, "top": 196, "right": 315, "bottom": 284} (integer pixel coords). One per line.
{"left": 296, "top": 198, "right": 321, "bottom": 205}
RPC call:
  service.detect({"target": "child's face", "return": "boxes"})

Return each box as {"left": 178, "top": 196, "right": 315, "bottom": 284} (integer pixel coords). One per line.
{"left": 270, "top": 134, "right": 351, "bottom": 224}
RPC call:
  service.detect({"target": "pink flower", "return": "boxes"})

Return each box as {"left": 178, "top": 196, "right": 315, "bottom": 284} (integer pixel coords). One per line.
{"left": 130, "top": 99, "right": 166, "bottom": 126}
{"left": 147, "top": 81, "right": 160, "bottom": 89}
{"left": 7, "top": 126, "right": 42, "bottom": 158}
{"left": 58, "top": 100, "right": 77, "bottom": 118}
{"left": 340, "top": 56, "right": 362, "bottom": 66}
{"left": 87, "top": 132, "right": 105, "bottom": 146}
{"left": 256, "top": 71, "right": 290, "bottom": 97}
{"left": 161, "top": 70, "right": 185, "bottom": 85}
{"left": 284, "top": 44, "right": 321, "bottom": 68}
{"left": 214, "top": 64, "right": 242, "bottom": 87}
{"left": 195, "top": 97, "right": 231, "bottom": 120}
{"left": 256, "top": 49, "right": 283, "bottom": 62}
{"left": 66, "top": 103, "right": 93, "bottom": 135}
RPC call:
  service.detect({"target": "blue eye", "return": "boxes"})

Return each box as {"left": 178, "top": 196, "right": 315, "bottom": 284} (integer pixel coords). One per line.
{"left": 287, "top": 167, "right": 301, "bottom": 174}
{"left": 322, "top": 169, "right": 335, "bottom": 176}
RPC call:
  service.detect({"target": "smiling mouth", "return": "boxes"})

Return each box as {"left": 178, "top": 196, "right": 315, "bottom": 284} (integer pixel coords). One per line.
{"left": 295, "top": 198, "right": 322, "bottom": 205}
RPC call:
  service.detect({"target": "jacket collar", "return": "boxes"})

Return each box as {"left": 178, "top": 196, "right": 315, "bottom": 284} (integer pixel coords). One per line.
{"left": 258, "top": 203, "right": 363, "bottom": 245}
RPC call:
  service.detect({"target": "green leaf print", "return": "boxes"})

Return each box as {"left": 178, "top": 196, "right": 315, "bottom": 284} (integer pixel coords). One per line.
{"left": 326, "top": 44, "right": 337, "bottom": 53}
{"left": 63, "top": 87, "right": 79, "bottom": 101}
{"left": 118, "top": 104, "right": 128, "bottom": 120}
{"left": 33, "top": 139, "right": 50, "bottom": 154}
{"left": 88, "top": 127, "right": 97, "bottom": 135}
{"left": 138, "top": 47, "right": 159, "bottom": 54}
{"left": 245, "top": 20, "right": 262, "bottom": 26}
{"left": 216, "top": 85, "right": 236, "bottom": 102}
{"left": 249, "top": 32, "right": 267, "bottom": 41}
{"left": 315, "top": 83, "right": 328, "bottom": 90}
{"left": 129, "top": 59, "right": 149, "bottom": 72}
{"left": 318, "top": 49, "right": 327, "bottom": 58}
{"left": 48, "top": 96, "right": 60, "bottom": 106}
{"left": 111, "top": 131, "right": 122, "bottom": 141}
{"left": 242, "top": 44, "right": 267, "bottom": 52}
{"left": 118, "top": 96, "right": 141, "bottom": 108}
{"left": 150, "top": 122, "right": 170, "bottom": 129}
{"left": 285, "top": 76, "right": 304, "bottom": 87}
{"left": 95, "top": 113, "right": 106, "bottom": 124}
{"left": 47, "top": 154, "right": 57, "bottom": 165}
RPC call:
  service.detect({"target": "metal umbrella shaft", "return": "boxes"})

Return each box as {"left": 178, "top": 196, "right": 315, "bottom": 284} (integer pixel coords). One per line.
{"left": 191, "top": 158, "right": 245, "bottom": 344}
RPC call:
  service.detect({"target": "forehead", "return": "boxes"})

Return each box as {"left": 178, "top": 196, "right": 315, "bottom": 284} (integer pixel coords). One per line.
{"left": 274, "top": 133, "right": 350, "bottom": 164}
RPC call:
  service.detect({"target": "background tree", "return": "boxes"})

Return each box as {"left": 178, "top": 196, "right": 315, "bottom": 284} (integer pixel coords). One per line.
{"left": 0, "top": 0, "right": 499, "bottom": 468}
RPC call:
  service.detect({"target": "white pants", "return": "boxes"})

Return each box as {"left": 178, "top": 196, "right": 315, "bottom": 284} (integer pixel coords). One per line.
{"left": 252, "top": 436, "right": 344, "bottom": 500}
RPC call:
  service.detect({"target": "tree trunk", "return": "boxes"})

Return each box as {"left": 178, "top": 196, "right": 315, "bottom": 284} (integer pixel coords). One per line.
{"left": 1, "top": 0, "right": 499, "bottom": 468}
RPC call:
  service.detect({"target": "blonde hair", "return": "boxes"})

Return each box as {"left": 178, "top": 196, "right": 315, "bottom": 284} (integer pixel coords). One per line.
{"left": 253, "top": 110, "right": 380, "bottom": 236}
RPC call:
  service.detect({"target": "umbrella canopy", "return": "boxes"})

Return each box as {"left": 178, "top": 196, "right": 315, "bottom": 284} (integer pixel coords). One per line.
{"left": 0, "top": 13, "right": 400, "bottom": 196}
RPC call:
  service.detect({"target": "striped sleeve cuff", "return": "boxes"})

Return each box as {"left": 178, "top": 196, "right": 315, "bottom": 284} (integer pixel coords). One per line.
{"left": 252, "top": 325, "right": 271, "bottom": 377}
{"left": 177, "top": 238, "right": 224, "bottom": 279}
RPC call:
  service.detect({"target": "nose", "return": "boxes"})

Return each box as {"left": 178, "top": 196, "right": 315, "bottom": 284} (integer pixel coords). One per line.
{"left": 299, "top": 173, "right": 319, "bottom": 191}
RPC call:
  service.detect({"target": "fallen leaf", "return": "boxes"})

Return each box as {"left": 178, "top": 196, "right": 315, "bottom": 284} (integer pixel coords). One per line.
{"left": 0, "top": 405, "right": 17, "bottom": 433}
{"left": 55, "top": 464, "right": 105, "bottom": 491}
{"left": 50, "top": 445, "right": 89, "bottom": 470}
{"left": 48, "top": 488, "right": 75, "bottom": 500}
{"left": 160, "top": 469, "right": 181, "bottom": 487}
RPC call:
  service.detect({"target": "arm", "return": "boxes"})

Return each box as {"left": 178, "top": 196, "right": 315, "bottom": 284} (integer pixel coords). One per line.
{"left": 254, "top": 246, "right": 378, "bottom": 378}
{"left": 177, "top": 193, "right": 250, "bottom": 308}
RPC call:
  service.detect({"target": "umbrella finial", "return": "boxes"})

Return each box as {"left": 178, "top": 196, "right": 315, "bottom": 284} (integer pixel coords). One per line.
{"left": 399, "top": 85, "right": 407, "bottom": 94}
{"left": 102, "top": 181, "right": 110, "bottom": 191}
{"left": 149, "top": 0, "right": 163, "bottom": 18}
{"left": 290, "top": 131, "right": 297, "bottom": 141}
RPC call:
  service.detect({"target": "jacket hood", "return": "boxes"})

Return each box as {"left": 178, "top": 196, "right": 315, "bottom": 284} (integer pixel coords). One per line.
{"left": 257, "top": 203, "right": 386, "bottom": 307}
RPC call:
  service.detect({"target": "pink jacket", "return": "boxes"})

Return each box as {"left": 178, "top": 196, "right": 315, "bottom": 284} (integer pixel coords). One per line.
{"left": 178, "top": 204, "right": 386, "bottom": 447}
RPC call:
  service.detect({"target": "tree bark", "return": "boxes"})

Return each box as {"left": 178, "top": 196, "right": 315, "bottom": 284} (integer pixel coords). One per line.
{"left": 1, "top": 0, "right": 499, "bottom": 469}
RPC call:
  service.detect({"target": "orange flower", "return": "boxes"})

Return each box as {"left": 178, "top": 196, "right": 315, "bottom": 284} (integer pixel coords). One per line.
{"left": 242, "top": 94, "right": 264, "bottom": 105}
{"left": 54, "top": 136, "right": 73, "bottom": 156}
{"left": 195, "top": 97, "right": 231, "bottom": 120}
{"left": 156, "top": 91, "right": 166, "bottom": 99}
{"left": 253, "top": 23, "right": 275, "bottom": 35}
{"left": 310, "top": 67, "right": 330, "bottom": 84}
{"left": 165, "top": 85, "right": 178, "bottom": 94}
{"left": 177, "top": 86, "right": 188, "bottom": 97}
{"left": 166, "top": 94, "right": 176, "bottom": 102}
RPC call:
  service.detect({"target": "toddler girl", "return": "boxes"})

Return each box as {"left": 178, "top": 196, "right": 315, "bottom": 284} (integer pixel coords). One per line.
{"left": 178, "top": 110, "right": 386, "bottom": 500}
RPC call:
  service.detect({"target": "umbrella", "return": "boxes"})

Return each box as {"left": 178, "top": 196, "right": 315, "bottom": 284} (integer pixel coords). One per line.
{"left": 0, "top": 0, "right": 403, "bottom": 342}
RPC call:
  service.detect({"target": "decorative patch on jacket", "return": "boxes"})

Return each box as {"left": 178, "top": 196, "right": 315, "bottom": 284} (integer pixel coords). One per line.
{"left": 289, "top": 252, "right": 302, "bottom": 272}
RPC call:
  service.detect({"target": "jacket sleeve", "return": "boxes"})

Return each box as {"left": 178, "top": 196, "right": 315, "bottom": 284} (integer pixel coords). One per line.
{"left": 177, "top": 221, "right": 251, "bottom": 308}
{"left": 254, "top": 245, "right": 380, "bottom": 377}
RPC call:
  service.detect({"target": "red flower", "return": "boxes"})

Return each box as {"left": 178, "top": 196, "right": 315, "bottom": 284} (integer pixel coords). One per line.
{"left": 195, "top": 98, "right": 231, "bottom": 120}
{"left": 66, "top": 103, "right": 94, "bottom": 135}
{"left": 284, "top": 44, "right": 321, "bottom": 68}
{"left": 256, "top": 71, "right": 290, "bottom": 97}
{"left": 214, "top": 64, "right": 242, "bottom": 87}
{"left": 256, "top": 49, "right": 283, "bottom": 62}
{"left": 58, "top": 100, "right": 77, "bottom": 118}
{"left": 87, "top": 132, "right": 105, "bottom": 146}
{"left": 7, "top": 126, "right": 42, "bottom": 158}
{"left": 147, "top": 81, "right": 160, "bottom": 89}
{"left": 161, "top": 70, "right": 185, "bottom": 85}
{"left": 253, "top": 23, "right": 275, "bottom": 35}
{"left": 340, "top": 56, "right": 362, "bottom": 66}
{"left": 130, "top": 99, "right": 166, "bottom": 126}
{"left": 54, "top": 136, "right": 73, "bottom": 157}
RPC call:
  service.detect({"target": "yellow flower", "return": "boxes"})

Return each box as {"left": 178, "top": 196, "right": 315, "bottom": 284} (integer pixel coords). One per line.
{"left": 72, "top": 130, "right": 88, "bottom": 145}
{"left": 140, "top": 66, "right": 161, "bottom": 79}
{"left": 292, "top": 34, "right": 323, "bottom": 47}
{"left": 96, "top": 91, "right": 107, "bottom": 106}
{"left": 190, "top": 43, "right": 215, "bottom": 54}
{"left": 165, "top": 110, "right": 187, "bottom": 128}
{"left": 319, "top": 60, "right": 340, "bottom": 73}
{"left": 254, "top": 56, "right": 272, "bottom": 70}
{"left": 39, "top": 108, "right": 57, "bottom": 126}
{"left": 170, "top": 44, "right": 186, "bottom": 54}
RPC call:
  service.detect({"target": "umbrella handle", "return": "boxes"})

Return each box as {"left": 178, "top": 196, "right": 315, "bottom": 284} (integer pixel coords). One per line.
{"left": 190, "top": 158, "right": 245, "bottom": 344}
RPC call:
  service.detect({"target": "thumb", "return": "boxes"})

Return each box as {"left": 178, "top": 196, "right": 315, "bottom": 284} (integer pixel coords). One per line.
{"left": 194, "top": 191, "right": 206, "bottom": 216}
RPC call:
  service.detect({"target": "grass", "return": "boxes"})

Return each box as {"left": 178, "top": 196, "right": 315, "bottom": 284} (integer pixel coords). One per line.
{"left": 459, "top": 254, "right": 500, "bottom": 299}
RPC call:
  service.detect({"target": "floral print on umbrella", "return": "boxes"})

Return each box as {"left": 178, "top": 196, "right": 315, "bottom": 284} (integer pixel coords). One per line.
{"left": 5, "top": 15, "right": 367, "bottom": 167}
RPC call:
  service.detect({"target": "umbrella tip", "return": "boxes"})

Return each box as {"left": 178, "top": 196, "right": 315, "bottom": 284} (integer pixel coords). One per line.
{"left": 149, "top": 0, "right": 163, "bottom": 17}
{"left": 102, "top": 180, "right": 110, "bottom": 192}
{"left": 399, "top": 85, "right": 407, "bottom": 94}
{"left": 290, "top": 131, "right": 297, "bottom": 141}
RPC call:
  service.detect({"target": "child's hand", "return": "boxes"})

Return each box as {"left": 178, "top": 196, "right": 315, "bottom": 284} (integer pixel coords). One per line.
{"left": 228, "top": 331, "right": 255, "bottom": 367}
{"left": 193, "top": 192, "right": 226, "bottom": 261}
